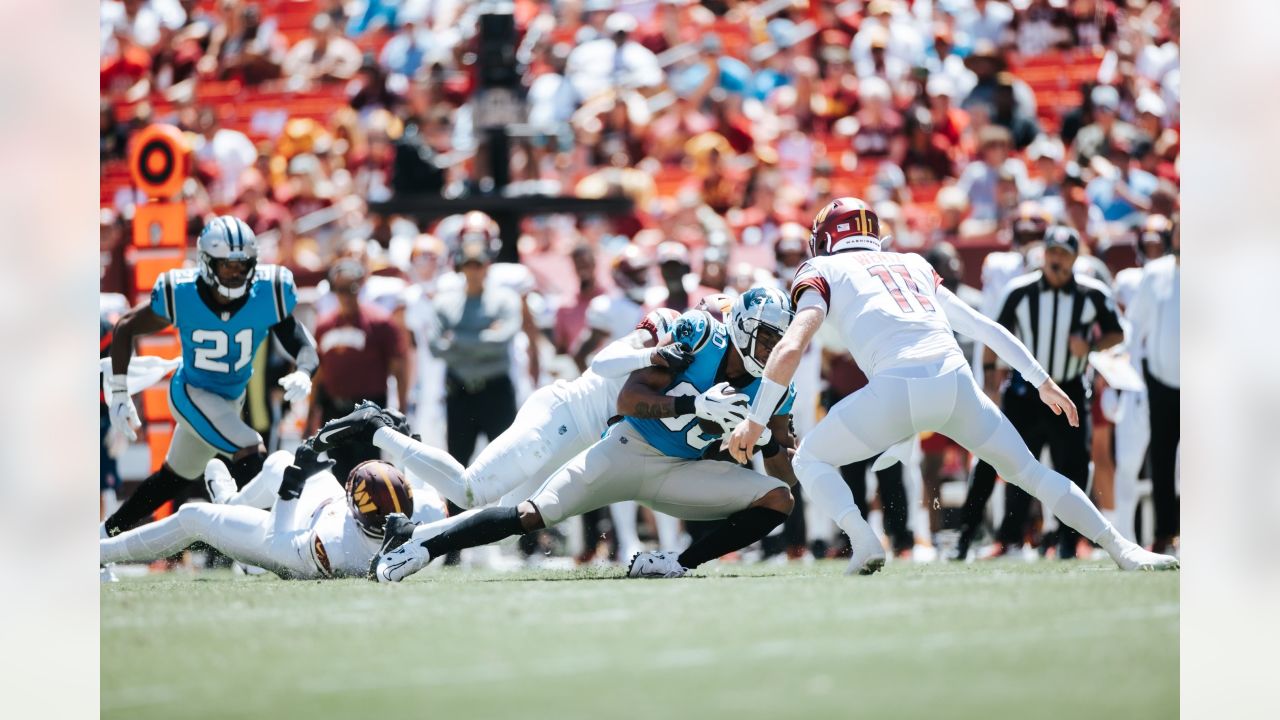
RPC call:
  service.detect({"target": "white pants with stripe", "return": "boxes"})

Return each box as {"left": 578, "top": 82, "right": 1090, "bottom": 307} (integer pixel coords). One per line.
{"left": 795, "top": 358, "right": 1109, "bottom": 546}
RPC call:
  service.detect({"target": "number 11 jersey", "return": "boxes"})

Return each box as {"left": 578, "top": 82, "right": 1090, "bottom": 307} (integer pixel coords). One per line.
{"left": 791, "top": 251, "right": 964, "bottom": 378}
{"left": 150, "top": 266, "right": 298, "bottom": 398}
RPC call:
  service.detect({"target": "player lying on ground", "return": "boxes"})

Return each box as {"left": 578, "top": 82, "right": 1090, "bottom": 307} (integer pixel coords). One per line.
{"left": 726, "top": 197, "right": 1178, "bottom": 574}
{"left": 102, "top": 216, "right": 318, "bottom": 538}
{"left": 360, "top": 308, "right": 688, "bottom": 512}
{"left": 99, "top": 446, "right": 441, "bottom": 579}
{"left": 314, "top": 288, "right": 801, "bottom": 581}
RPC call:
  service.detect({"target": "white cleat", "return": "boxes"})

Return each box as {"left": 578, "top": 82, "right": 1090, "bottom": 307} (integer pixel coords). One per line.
{"left": 1113, "top": 544, "right": 1179, "bottom": 572}
{"left": 374, "top": 541, "right": 431, "bottom": 583}
{"left": 204, "top": 459, "right": 236, "bottom": 504}
{"left": 100, "top": 566, "right": 119, "bottom": 583}
{"left": 627, "top": 551, "right": 687, "bottom": 578}
{"left": 845, "top": 525, "right": 887, "bottom": 576}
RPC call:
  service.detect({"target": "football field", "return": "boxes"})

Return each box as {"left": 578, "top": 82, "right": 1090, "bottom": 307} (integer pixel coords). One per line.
{"left": 102, "top": 561, "right": 1178, "bottom": 719}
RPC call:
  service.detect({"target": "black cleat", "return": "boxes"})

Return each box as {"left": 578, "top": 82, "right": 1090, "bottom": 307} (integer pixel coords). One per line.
{"left": 368, "top": 513, "right": 416, "bottom": 580}
{"left": 309, "top": 400, "right": 393, "bottom": 452}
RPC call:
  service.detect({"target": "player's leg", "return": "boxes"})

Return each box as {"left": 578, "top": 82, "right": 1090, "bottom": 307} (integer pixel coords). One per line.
{"left": 102, "top": 419, "right": 215, "bottom": 536}
{"left": 100, "top": 503, "right": 292, "bottom": 575}
{"left": 175, "top": 381, "right": 266, "bottom": 486}
{"left": 876, "top": 462, "right": 913, "bottom": 555}
{"left": 639, "top": 455, "right": 791, "bottom": 573}
{"left": 940, "top": 367, "right": 1175, "bottom": 570}
{"left": 461, "top": 386, "right": 581, "bottom": 508}
{"left": 1112, "top": 390, "right": 1150, "bottom": 542}
{"left": 375, "top": 425, "right": 649, "bottom": 582}
{"left": 793, "top": 377, "right": 916, "bottom": 574}
{"left": 223, "top": 451, "right": 295, "bottom": 508}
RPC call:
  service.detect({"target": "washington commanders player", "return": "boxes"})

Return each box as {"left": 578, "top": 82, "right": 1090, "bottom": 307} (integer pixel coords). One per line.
{"left": 99, "top": 446, "right": 440, "bottom": 580}
{"left": 103, "top": 216, "right": 318, "bottom": 538}
{"left": 726, "top": 197, "right": 1177, "bottom": 574}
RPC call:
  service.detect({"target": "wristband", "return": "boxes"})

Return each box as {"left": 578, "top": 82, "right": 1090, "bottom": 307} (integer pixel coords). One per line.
{"left": 747, "top": 378, "right": 787, "bottom": 427}
{"left": 674, "top": 395, "right": 696, "bottom": 417}
{"left": 109, "top": 373, "right": 128, "bottom": 391}
{"left": 760, "top": 435, "right": 782, "bottom": 459}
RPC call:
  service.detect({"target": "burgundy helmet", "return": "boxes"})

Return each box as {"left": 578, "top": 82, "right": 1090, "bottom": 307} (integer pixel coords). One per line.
{"left": 345, "top": 461, "right": 414, "bottom": 539}
{"left": 809, "top": 197, "right": 883, "bottom": 257}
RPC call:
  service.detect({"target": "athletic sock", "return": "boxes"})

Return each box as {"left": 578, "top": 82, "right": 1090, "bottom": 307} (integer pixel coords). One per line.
{"left": 421, "top": 506, "right": 525, "bottom": 559}
{"left": 103, "top": 466, "right": 190, "bottom": 536}
{"left": 228, "top": 452, "right": 266, "bottom": 490}
{"left": 678, "top": 507, "right": 788, "bottom": 569}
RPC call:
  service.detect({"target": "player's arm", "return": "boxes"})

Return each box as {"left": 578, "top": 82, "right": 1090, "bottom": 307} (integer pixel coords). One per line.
{"left": 268, "top": 269, "right": 316, "bottom": 402}
{"left": 938, "top": 286, "right": 1078, "bottom": 426}
{"left": 110, "top": 301, "right": 171, "bottom": 376}
{"left": 573, "top": 327, "right": 611, "bottom": 372}
{"left": 107, "top": 290, "right": 174, "bottom": 440}
{"left": 589, "top": 332, "right": 693, "bottom": 378}
{"left": 573, "top": 294, "right": 615, "bottom": 371}
{"left": 617, "top": 366, "right": 690, "bottom": 419}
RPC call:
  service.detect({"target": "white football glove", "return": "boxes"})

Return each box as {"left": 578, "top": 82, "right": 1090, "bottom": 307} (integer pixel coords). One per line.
{"left": 694, "top": 381, "right": 750, "bottom": 430}
{"left": 278, "top": 371, "right": 313, "bottom": 403}
{"left": 107, "top": 374, "right": 141, "bottom": 442}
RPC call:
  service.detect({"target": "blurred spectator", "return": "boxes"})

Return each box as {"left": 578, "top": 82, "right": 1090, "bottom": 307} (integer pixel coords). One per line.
{"left": 310, "top": 258, "right": 412, "bottom": 480}
{"left": 190, "top": 105, "right": 257, "bottom": 206}
{"left": 1085, "top": 138, "right": 1157, "bottom": 223}
{"left": 1072, "top": 84, "right": 1137, "bottom": 163}
{"left": 199, "top": 1, "right": 286, "bottom": 85}
{"left": 566, "top": 12, "right": 663, "bottom": 100}
{"left": 430, "top": 238, "right": 522, "bottom": 475}
{"left": 654, "top": 241, "right": 716, "bottom": 312}
{"left": 283, "top": 14, "right": 362, "bottom": 86}
{"left": 553, "top": 244, "right": 605, "bottom": 357}
{"left": 956, "top": 125, "right": 1026, "bottom": 222}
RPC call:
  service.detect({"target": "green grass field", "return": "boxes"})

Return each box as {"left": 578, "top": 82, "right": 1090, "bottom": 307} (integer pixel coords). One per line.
{"left": 102, "top": 561, "right": 1178, "bottom": 720}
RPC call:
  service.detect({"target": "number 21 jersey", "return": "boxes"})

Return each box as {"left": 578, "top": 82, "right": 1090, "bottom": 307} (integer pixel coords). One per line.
{"left": 791, "top": 251, "right": 964, "bottom": 378}
{"left": 150, "top": 266, "right": 298, "bottom": 398}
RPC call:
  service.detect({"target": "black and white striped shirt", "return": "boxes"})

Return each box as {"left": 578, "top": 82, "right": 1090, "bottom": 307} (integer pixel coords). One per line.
{"left": 995, "top": 271, "right": 1123, "bottom": 385}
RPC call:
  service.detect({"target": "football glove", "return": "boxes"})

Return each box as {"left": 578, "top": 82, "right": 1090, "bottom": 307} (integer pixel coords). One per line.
{"left": 278, "top": 371, "right": 312, "bottom": 403}
{"left": 107, "top": 374, "right": 142, "bottom": 442}
{"left": 279, "top": 444, "right": 335, "bottom": 500}
{"left": 694, "top": 381, "right": 750, "bottom": 430}
{"left": 654, "top": 343, "right": 695, "bottom": 372}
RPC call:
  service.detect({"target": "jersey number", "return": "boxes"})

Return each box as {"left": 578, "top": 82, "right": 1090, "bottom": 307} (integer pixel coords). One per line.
{"left": 192, "top": 329, "right": 254, "bottom": 373}
{"left": 659, "top": 382, "right": 715, "bottom": 451}
{"left": 868, "top": 264, "right": 936, "bottom": 314}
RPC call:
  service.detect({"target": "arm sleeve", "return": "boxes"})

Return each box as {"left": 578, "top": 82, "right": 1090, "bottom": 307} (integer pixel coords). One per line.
{"left": 149, "top": 271, "right": 174, "bottom": 323}
{"left": 938, "top": 286, "right": 1049, "bottom": 387}
{"left": 589, "top": 338, "right": 654, "bottom": 378}
{"left": 270, "top": 316, "right": 320, "bottom": 375}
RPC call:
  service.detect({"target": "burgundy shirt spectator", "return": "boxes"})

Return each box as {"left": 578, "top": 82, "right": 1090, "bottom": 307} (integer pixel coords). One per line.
{"left": 314, "top": 298, "right": 408, "bottom": 402}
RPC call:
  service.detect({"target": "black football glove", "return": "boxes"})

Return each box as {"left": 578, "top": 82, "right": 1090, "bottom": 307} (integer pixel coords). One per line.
{"left": 279, "top": 444, "right": 336, "bottom": 500}
{"left": 655, "top": 343, "right": 695, "bottom": 372}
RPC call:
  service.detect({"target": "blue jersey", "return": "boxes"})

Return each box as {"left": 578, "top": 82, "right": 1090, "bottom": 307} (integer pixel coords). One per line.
{"left": 626, "top": 310, "right": 796, "bottom": 459}
{"left": 151, "top": 265, "right": 298, "bottom": 399}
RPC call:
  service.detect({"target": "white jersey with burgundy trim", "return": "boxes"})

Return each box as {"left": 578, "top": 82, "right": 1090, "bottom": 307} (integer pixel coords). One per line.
{"left": 791, "top": 251, "right": 966, "bottom": 377}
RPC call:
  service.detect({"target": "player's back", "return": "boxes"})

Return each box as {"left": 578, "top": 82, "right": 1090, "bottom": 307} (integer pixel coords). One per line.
{"left": 793, "top": 251, "right": 964, "bottom": 377}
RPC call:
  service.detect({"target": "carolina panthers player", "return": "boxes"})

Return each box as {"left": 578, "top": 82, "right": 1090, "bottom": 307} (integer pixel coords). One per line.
{"left": 368, "top": 286, "right": 800, "bottom": 582}
{"left": 102, "top": 216, "right": 319, "bottom": 538}
{"left": 312, "top": 308, "right": 688, "bottom": 517}
{"left": 99, "top": 447, "right": 440, "bottom": 579}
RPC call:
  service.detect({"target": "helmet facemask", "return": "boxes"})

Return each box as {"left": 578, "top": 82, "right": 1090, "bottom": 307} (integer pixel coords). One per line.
{"left": 729, "top": 287, "right": 794, "bottom": 378}
{"left": 197, "top": 216, "right": 259, "bottom": 300}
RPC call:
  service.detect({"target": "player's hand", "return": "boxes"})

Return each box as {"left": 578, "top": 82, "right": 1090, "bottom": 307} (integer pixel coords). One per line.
{"left": 107, "top": 374, "right": 142, "bottom": 442}
{"left": 726, "top": 419, "right": 766, "bottom": 465}
{"left": 1038, "top": 379, "right": 1079, "bottom": 428}
{"left": 1068, "top": 335, "right": 1091, "bottom": 359}
{"left": 653, "top": 343, "right": 694, "bottom": 372}
{"left": 694, "top": 382, "right": 750, "bottom": 428}
{"left": 278, "top": 371, "right": 312, "bottom": 402}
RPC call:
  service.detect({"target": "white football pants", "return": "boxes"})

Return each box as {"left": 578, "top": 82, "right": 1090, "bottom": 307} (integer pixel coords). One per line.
{"left": 794, "top": 360, "right": 1109, "bottom": 549}
{"left": 98, "top": 477, "right": 342, "bottom": 580}
{"left": 1110, "top": 388, "right": 1150, "bottom": 543}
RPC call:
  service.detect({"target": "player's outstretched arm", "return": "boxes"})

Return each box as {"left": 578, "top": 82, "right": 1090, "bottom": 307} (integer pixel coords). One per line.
{"left": 937, "top": 286, "right": 1050, "bottom": 388}
{"left": 590, "top": 334, "right": 692, "bottom": 378}
{"left": 107, "top": 302, "right": 171, "bottom": 441}
{"left": 617, "top": 366, "right": 686, "bottom": 419}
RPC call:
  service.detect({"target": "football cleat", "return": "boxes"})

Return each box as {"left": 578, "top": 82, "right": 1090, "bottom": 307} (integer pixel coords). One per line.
{"left": 627, "top": 551, "right": 688, "bottom": 579}
{"left": 1112, "top": 544, "right": 1179, "bottom": 572}
{"left": 204, "top": 459, "right": 236, "bottom": 504}
{"left": 845, "top": 525, "right": 887, "bottom": 576}
{"left": 368, "top": 513, "right": 416, "bottom": 579}
{"left": 100, "top": 566, "right": 118, "bottom": 583}
{"left": 309, "top": 400, "right": 394, "bottom": 452}
{"left": 373, "top": 540, "right": 431, "bottom": 583}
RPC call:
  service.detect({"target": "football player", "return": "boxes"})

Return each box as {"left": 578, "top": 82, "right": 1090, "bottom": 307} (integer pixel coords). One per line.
{"left": 364, "top": 286, "right": 801, "bottom": 582}
{"left": 315, "top": 308, "right": 688, "bottom": 515}
{"left": 99, "top": 447, "right": 440, "bottom": 580}
{"left": 726, "top": 197, "right": 1178, "bottom": 574}
{"left": 102, "top": 216, "right": 318, "bottom": 538}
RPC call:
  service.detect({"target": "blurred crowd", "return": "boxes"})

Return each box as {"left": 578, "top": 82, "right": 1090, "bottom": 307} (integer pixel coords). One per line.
{"left": 101, "top": 0, "right": 1180, "bottom": 563}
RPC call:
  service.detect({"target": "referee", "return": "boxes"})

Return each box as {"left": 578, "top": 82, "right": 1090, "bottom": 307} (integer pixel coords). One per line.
{"left": 954, "top": 226, "right": 1124, "bottom": 560}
